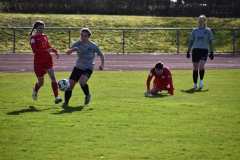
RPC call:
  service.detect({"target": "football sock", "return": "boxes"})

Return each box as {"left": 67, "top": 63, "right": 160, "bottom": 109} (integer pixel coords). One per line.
{"left": 193, "top": 70, "right": 198, "bottom": 83}
{"left": 81, "top": 83, "right": 89, "bottom": 96}
{"left": 35, "top": 82, "right": 40, "bottom": 92}
{"left": 65, "top": 91, "right": 72, "bottom": 104}
{"left": 199, "top": 69, "right": 205, "bottom": 80}
{"left": 51, "top": 82, "right": 58, "bottom": 97}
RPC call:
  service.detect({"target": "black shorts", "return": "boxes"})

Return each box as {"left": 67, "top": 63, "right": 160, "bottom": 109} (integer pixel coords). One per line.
{"left": 69, "top": 67, "right": 93, "bottom": 82}
{"left": 192, "top": 48, "right": 208, "bottom": 62}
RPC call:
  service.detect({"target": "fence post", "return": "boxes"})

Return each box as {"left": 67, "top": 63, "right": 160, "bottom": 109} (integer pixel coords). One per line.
{"left": 122, "top": 29, "right": 125, "bottom": 54}
{"left": 232, "top": 28, "right": 235, "bottom": 54}
{"left": 68, "top": 27, "right": 71, "bottom": 49}
{"left": 13, "top": 27, "right": 16, "bottom": 54}
{"left": 177, "top": 29, "right": 180, "bottom": 54}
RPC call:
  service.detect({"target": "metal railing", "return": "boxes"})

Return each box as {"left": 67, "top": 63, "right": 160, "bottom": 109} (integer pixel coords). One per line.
{"left": 0, "top": 27, "right": 239, "bottom": 54}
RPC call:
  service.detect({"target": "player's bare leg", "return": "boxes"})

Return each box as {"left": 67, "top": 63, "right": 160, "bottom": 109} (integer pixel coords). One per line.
{"left": 32, "top": 77, "right": 44, "bottom": 100}
{"left": 192, "top": 62, "right": 199, "bottom": 88}
{"left": 198, "top": 60, "right": 206, "bottom": 88}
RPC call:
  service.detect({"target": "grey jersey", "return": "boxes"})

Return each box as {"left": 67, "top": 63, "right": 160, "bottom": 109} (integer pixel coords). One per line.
{"left": 190, "top": 27, "right": 213, "bottom": 49}
{"left": 70, "top": 40, "right": 103, "bottom": 70}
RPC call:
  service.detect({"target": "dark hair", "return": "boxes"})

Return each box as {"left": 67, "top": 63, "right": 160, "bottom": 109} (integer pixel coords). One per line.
{"left": 80, "top": 28, "right": 92, "bottom": 37}
{"left": 29, "top": 20, "right": 45, "bottom": 36}
{"left": 155, "top": 62, "right": 163, "bottom": 69}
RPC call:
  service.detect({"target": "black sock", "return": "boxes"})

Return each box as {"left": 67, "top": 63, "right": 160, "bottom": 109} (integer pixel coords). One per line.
{"left": 199, "top": 69, "right": 205, "bottom": 80}
{"left": 193, "top": 70, "right": 198, "bottom": 83}
{"left": 64, "top": 91, "right": 72, "bottom": 104}
{"left": 81, "top": 83, "right": 89, "bottom": 96}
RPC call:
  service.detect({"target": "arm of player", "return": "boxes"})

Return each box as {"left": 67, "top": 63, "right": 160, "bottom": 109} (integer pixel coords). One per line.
{"left": 168, "top": 77, "right": 174, "bottom": 95}
{"left": 186, "top": 29, "right": 195, "bottom": 58}
{"left": 44, "top": 36, "right": 59, "bottom": 55}
{"left": 187, "top": 40, "right": 194, "bottom": 52}
{"left": 66, "top": 47, "right": 78, "bottom": 55}
{"left": 146, "top": 76, "right": 152, "bottom": 90}
{"left": 47, "top": 46, "right": 59, "bottom": 59}
{"left": 49, "top": 47, "right": 58, "bottom": 53}
{"left": 165, "top": 68, "right": 174, "bottom": 95}
{"left": 187, "top": 40, "right": 194, "bottom": 58}
{"left": 145, "top": 74, "right": 153, "bottom": 95}
{"left": 54, "top": 51, "right": 59, "bottom": 59}
{"left": 99, "top": 54, "right": 105, "bottom": 70}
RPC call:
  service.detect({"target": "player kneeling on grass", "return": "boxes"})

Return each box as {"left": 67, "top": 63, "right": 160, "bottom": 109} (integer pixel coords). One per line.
{"left": 144, "top": 62, "right": 174, "bottom": 96}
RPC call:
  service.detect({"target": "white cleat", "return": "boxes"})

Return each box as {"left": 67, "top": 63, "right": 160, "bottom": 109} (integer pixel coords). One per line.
{"left": 193, "top": 83, "right": 197, "bottom": 89}
{"left": 199, "top": 80, "right": 204, "bottom": 88}
{"left": 54, "top": 97, "right": 62, "bottom": 104}
{"left": 32, "top": 88, "right": 38, "bottom": 100}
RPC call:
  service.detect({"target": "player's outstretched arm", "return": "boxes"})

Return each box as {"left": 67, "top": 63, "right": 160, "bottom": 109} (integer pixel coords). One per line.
{"left": 55, "top": 52, "right": 59, "bottom": 59}
{"left": 66, "top": 47, "right": 78, "bottom": 55}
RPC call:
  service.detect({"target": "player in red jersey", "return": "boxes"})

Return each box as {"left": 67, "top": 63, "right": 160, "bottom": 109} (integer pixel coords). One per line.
{"left": 29, "top": 20, "right": 62, "bottom": 104}
{"left": 145, "top": 62, "right": 174, "bottom": 96}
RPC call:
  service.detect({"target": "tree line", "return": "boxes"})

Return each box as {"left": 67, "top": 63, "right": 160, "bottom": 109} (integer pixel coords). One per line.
{"left": 0, "top": 0, "right": 239, "bottom": 18}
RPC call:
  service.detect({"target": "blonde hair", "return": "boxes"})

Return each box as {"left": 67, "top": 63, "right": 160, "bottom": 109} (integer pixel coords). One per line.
{"left": 198, "top": 15, "right": 207, "bottom": 27}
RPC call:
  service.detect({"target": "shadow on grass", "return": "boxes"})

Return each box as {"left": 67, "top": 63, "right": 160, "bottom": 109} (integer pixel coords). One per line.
{"left": 145, "top": 93, "right": 169, "bottom": 98}
{"left": 52, "top": 105, "right": 86, "bottom": 114}
{"left": 7, "top": 106, "right": 41, "bottom": 115}
{"left": 181, "top": 88, "right": 209, "bottom": 94}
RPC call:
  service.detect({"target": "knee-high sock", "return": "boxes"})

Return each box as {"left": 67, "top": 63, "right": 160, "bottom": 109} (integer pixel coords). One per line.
{"left": 199, "top": 69, "right": 205, "bottom": 80}
{"left": 51, "top": 82, "right": 58, "bottom": 97}
{"left": 81, "top": 83, "right": 89, "bottom": 95}
{"left": 193, "top": 70, "right": 198, "bottom": 83}
{"left": 65, "top": 91, "right": 72, "bottom": 104}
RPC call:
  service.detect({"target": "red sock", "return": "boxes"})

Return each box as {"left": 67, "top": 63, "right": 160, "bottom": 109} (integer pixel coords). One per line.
{"left": 35, "top": 83, "right": 40, "bottom": 92}
{"left": 51, "top": 82, "right": 58, "bottom": 97}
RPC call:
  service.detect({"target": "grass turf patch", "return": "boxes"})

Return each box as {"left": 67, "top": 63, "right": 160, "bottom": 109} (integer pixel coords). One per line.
{"left": 0, "top": 70, "right": 240, "bottom": 159}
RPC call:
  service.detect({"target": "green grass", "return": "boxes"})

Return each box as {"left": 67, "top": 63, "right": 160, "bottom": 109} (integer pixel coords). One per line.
{"left": 0, "top": 70, "right": 240, "bottom": 159}
{"left": 0, "top": 13, "right": 240, "bottom": 53}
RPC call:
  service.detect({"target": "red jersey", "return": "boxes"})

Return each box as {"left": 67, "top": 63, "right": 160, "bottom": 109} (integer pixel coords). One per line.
{"left": 146, "top": 66, "right": 174, "bottom": 90}
{"left": 30, "top": 33, "right": 58, "bottom": 64}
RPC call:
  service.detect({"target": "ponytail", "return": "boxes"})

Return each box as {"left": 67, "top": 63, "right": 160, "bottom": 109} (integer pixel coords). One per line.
{"left": 29, "top": 20, "right": 45, "bottom": 36}
{"left": 29, "top": 24, "right": 35, "bottom": 36}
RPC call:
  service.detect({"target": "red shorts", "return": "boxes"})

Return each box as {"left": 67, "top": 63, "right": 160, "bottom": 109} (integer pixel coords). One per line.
{"left": 34, "top": 62, "right": 54, "bottom": 77}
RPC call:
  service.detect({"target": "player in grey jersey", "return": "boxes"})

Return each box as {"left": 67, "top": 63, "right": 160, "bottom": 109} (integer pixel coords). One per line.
{"left": 63, "top": 28, "right": 105, "bottom": 106}
{"left": 186, "top": 15, "right": 214, "bottom": 89}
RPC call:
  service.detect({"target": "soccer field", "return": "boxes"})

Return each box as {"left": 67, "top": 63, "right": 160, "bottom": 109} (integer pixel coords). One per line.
{"left": 0, "top": 70, "right": 239, "bottom": 160}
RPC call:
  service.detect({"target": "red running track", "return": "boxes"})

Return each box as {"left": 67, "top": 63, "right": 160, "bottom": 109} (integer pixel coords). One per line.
{"left": 0, "top": 53, "right": 240, "bottom": 73}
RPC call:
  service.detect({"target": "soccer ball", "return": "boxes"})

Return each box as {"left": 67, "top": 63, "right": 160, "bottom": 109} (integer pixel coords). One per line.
{"left": 57, "top": 79, "right": 70, "bottom": 91}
